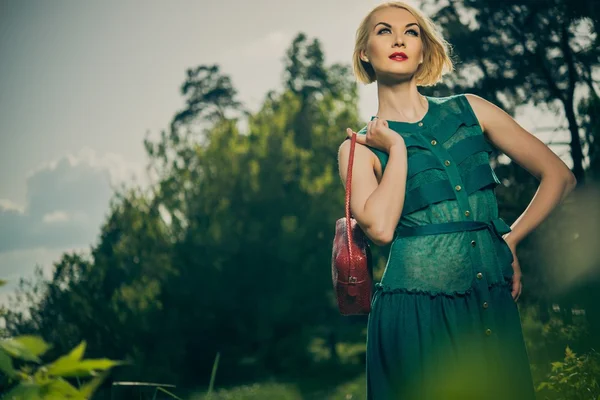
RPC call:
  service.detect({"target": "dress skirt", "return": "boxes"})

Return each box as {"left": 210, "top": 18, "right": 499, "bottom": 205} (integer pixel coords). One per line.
{"left": 366, "top": 280, "right": 537, "bottom": 400}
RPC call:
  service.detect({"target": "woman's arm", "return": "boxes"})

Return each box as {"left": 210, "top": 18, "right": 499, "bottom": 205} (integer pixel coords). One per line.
{"left": 337, "top": 138, "right": 408, "bottom": 246}
{"left": 465, "top": 94, "right": 578, "bottom": 247}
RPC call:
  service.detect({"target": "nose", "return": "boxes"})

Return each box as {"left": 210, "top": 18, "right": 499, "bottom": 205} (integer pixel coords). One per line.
{"left": 393, "top": 35, "right": 405, "bottom": 47}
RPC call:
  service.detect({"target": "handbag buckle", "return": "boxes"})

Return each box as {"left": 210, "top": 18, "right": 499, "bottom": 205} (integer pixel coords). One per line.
{"left": 348, "top": 276, "right": 357, "bottom": 283}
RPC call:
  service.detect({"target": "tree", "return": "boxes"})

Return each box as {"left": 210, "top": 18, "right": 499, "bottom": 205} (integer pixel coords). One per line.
{"left": 426, "top": 0, "right": 600, "bottom": 184}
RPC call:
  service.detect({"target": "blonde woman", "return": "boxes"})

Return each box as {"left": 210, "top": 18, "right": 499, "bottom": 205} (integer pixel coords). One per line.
{"left": 337, "top": 2, "right": 577, "bottom": 399}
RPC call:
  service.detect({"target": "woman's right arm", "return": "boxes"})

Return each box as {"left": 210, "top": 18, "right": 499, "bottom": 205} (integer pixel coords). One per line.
{"left": 337, "top": 138, "right": 408, "bottom": 246}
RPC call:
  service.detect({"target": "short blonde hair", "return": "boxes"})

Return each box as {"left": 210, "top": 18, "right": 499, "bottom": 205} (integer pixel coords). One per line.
{"left": 352, "top": 1, "right": 454, "bottom": 86}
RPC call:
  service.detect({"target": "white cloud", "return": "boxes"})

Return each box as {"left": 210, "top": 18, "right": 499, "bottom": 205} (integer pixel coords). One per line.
{"left": 0, "top": 147, "right": 144, "bottom": 253}
{"left": 0, "top": 147, "right": 144, "bottom": 305}
{"left": 42, "top": 210, "right": 75, "bottom": 223}
{"left": 0, "top": 199, "right": 25, "bottom": 213}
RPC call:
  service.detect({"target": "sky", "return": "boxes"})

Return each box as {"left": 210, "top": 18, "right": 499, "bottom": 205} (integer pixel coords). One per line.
{"left": 0, "top": 0, "right": 580, "bottom": 305}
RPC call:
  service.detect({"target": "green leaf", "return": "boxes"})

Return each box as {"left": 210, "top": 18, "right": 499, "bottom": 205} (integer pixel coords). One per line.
{"left": 41, "top": 378, "right": 86, "bottom": 399}
{"left": 2, "top": 382, "right": 43, "bottom": 400}
{"left": 13, "top": 335, "right": 51, "bottom": 358}
{"left": 45, "top": 341, "right": 87, "bottom": 376}
{"left": 551, "top": 361, "right": 564, "bottom": 371}
{"left": 0, "top": 338, "right": 42, "bottom": 363}
{"left": 67, "top": 341, "right": 86, "bottom": 362}
{"left": 79, "top": 369, "right": 110, "bottom": 398}
{"left": 0, "top": 348, "right": 16, "bottom": 378}
{"left": 0, "top": 279, "right": 6, "bottom": 287}
{"left": 48, "top": 358, "right": 123, "bottom": 378}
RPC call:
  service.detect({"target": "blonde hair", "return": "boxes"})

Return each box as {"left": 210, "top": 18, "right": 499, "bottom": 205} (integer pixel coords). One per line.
{"left": 352, "top": 1, "right": 454, "bottom": 86}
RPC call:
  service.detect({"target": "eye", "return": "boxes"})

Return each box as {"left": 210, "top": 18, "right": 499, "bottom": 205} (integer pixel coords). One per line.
{"left": 377, "top": 27, "right": 420, "bottom": 36}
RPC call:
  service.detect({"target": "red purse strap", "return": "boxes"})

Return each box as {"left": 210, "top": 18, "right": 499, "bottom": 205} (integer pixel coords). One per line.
{"left": 345, "top": 133, "right": 357, "bottom": 274}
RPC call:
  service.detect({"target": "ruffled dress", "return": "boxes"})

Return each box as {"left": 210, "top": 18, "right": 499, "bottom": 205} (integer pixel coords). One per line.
{"left": 360, "top": 94, "right": 536, "bottom": 399}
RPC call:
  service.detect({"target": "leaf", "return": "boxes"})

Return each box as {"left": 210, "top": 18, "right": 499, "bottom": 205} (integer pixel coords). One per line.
{"left": 2, "top": 382, "right": 43, "bottom": 400}
{"left": 0, "top": 348, "right": 16, "bottom": 378}
{"left": 0, "top": 338, "right": 42, "bottom": 363}
{"left": 13, "top": 335, "right": 51, "bottom": 358}
{"left": 48, "top": 358, "right": 123, "bottom": 378}
{"left": 45, "top": 341, "right": 87, "bottom": 376}
{"left": 41, "top": 378, "right": 86, "bottom": 400}
{"left": 67, "top": 341, "right": 87, "bottom": 362}
{"left": 0, "top": 279, "right": 6, "bottom": 287}
{"left": 78, "top": 369, "right": 110, "bottom": 398}
{"left": 551, "top": 361, "right": 564, "bottom": 371}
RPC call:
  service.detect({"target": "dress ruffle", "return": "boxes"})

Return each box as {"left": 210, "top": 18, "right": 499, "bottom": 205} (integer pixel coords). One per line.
{"left": 373, "top": 276, "right": 513, "bottom": 299}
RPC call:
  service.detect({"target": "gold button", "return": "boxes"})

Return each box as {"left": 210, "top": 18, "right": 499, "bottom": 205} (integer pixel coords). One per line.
{"left": 464, "top": 210, "right": 470, "bottom": 217}
{"left": 418, "top": 122, "right": 423, "bottom": 127}
{"left": 476, "top": 272, "right": 483, "bottom": 279}
{"left": 483, "top": 302, "right": 489, "bottom": 309}
{"left": 471, "top": 240, "right": 476, "bottom": 247}
{"left": 455, "top": 185, "right": 462, "bottom": 191}
{"left": 431, "top": 139, "right": 437, "bottom": 146}
{"left": 485, "top": 328, "right": 492, "bottom": 336}
{"left": 444, "top": 160, "right": 451, "bottom": 166}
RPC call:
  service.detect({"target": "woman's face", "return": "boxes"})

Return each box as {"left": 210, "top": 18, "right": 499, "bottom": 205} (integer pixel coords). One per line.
{"left": 361, "top": 7, "right": 424, "bottom": 81}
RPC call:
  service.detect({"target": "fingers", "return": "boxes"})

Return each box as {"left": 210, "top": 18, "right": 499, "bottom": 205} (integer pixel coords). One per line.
{"left": 347, "top": 117, "right": 388, "bottom": 144}
{"left": 368, "top": 117, "right": 381, "bottom": 136}
{"left": 512, "top": 279, "right": 522, "bottom": 302}
{"left": 346, "top": 128, "right": 363, "bottom": 144}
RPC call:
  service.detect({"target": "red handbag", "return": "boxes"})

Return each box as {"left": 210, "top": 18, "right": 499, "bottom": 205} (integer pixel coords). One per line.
{"left": 331, "top": 132, "right": 374, "bottom": 315}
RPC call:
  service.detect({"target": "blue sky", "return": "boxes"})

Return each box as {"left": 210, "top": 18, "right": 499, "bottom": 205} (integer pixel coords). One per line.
{"left": 0, "top": 0, "right": 577, "bottom": 304}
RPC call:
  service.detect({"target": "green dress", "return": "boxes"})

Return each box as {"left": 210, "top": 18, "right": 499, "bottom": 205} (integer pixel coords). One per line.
{"left": 358, "top": 94, "right": 536, "bottom": 399}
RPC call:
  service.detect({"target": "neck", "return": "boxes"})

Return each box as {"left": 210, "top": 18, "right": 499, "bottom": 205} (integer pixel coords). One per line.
{"left": 375, "top": 81, "right": 427, "bottom": 123}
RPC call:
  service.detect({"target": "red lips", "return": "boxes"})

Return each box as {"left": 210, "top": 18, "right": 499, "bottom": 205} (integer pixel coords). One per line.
{"left": 389, "top": 52, "right": 408, "bottom": 59}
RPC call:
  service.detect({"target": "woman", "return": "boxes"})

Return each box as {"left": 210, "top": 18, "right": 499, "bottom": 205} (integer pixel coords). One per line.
{"left": 337, "top": 2, "right": 577, "bottom": 399}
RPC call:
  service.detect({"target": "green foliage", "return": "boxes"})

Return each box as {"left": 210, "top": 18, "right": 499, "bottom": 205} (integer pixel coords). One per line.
{"left": 327, "top": 373, "right": 366, "bottom": 400}
{"left": 536, "top": 346, "right": 600, "bottom": 399}
{"left": 0, "top": 337, "right": 122, "bottom": 399}
{"left": 189, "top": 382, "right": 303, "bottom": 400}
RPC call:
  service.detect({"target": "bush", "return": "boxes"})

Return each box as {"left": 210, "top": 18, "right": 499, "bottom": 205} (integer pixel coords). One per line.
{"left": 536, "top": 345, "right": 600, "bottom": 399}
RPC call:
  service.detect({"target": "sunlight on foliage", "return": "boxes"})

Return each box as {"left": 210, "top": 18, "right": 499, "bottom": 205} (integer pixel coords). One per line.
{"left": 0, "top": 337, "right": 122, "bottom": 399}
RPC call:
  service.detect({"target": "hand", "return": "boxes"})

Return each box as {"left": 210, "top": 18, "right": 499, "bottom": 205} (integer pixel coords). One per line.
{"left": 346, "top": 117, "right": 404, "bottom": 153}
{"left": 504, "top": 237, "right": 522, "bottom": 302}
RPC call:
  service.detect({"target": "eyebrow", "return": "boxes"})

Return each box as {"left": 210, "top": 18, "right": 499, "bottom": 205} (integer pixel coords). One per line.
{"left": 373, "top": 22, "right": 420, "bottom": 31}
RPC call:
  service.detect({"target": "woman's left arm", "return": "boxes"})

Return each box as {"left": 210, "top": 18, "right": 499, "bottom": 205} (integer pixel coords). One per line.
{"left": 465, "top": 94, "right": 578, "bottom": 248}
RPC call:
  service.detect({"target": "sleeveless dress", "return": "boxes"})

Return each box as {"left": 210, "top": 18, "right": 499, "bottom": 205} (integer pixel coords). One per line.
{"left": 358, "top": 94, "right": 536, "bottom": 399}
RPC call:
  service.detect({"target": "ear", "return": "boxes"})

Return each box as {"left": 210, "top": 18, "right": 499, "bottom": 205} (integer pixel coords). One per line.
{"left": 360, "top": 50, "right": 368, "bottom": 63}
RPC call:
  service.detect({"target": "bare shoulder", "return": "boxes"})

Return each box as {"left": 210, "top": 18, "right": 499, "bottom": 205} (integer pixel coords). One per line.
{"left": 462, "top": 93, "right": 576, "bottom": 182}
{"left": 463, "top": 93, "right": 488, "bottom": 133}
{"left": 338, "top": 138, "right": 379, "bottom": 180}
{"left": 338, "top": 138, "right": 377, "bottom": 165}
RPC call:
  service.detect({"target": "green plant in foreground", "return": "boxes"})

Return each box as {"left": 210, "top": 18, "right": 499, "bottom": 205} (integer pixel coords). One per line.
{"left": 205, "top": 352, "right": 220, "bottom": 398}
{"left": 536, "top": 345, "right": 600, "bottom": 399}
{"left": 0, "top": 337, "right": 123, "bottom": 399}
